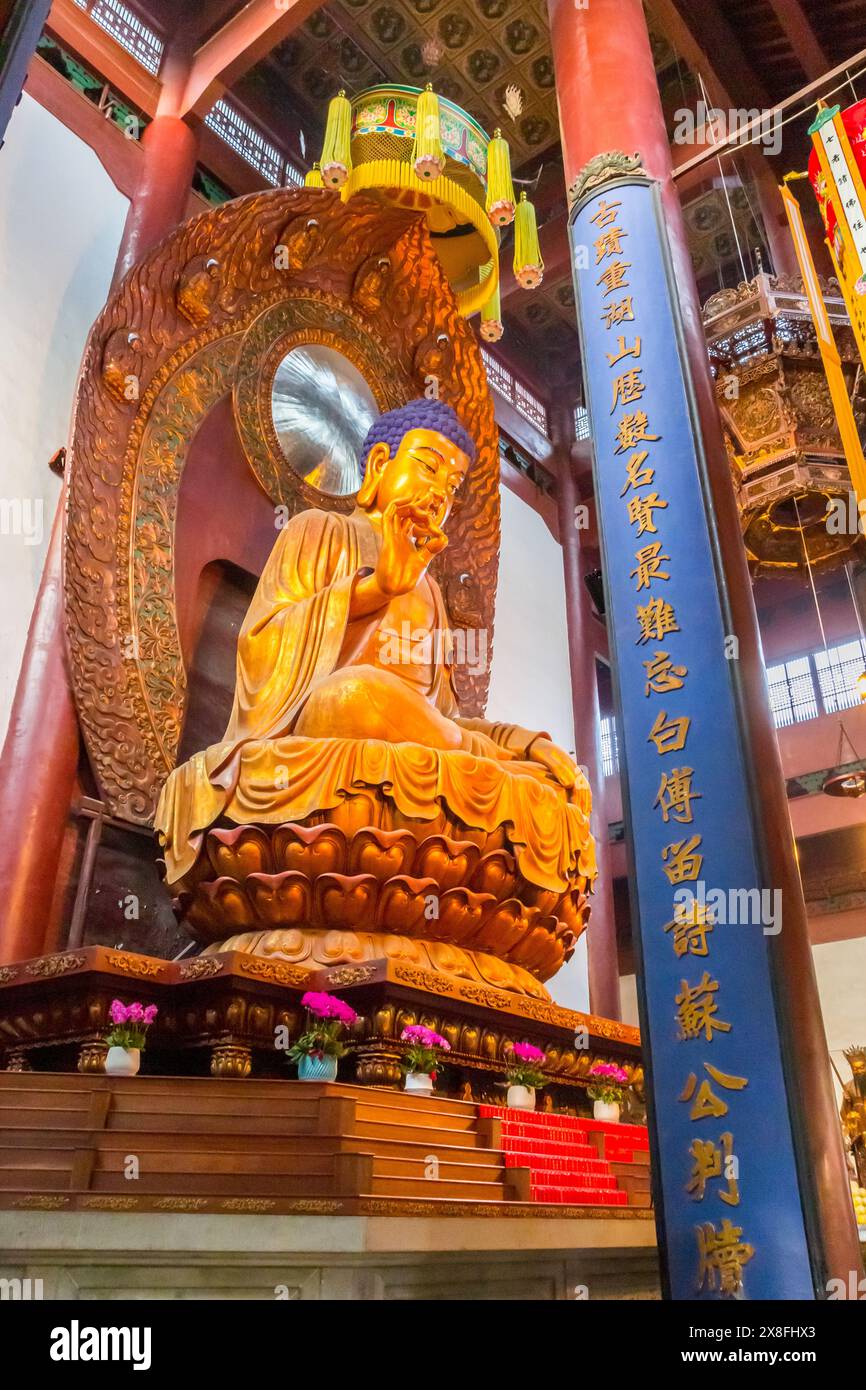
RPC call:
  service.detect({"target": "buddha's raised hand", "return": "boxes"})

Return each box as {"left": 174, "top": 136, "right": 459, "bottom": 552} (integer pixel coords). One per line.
{"left": 375, "top": 494, "right": 448, "bottom": 597}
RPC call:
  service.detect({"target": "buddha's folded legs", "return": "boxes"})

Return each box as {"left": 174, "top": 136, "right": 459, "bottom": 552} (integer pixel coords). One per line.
{"left": 294, "top": 663, "right": 466, "bottom": 748}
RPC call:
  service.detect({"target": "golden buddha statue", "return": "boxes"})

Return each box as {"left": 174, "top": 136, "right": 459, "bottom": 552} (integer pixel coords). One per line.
{"left": 156, "top": 399, "right": 596, "bottom": 997}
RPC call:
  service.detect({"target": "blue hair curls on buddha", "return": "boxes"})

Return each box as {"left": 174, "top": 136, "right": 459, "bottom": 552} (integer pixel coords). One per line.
{"left": 359, "top": 398, "right": 476, "bottom": 480}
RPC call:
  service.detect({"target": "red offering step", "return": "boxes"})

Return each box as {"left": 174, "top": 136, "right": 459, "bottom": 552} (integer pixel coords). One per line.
{"left": 531, "top": 1186, "right": 628, "bottom": 1206}
{"left": 479, "top": 1104, "right": 650, "bottom": 1209}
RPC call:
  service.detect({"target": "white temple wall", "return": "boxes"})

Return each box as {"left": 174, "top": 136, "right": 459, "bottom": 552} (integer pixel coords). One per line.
{"left": 487, "top": 481, "right": 590, "bottom": 1012}
{"left": 0, "top": 94, "right": 128, "bottom": 741}
{"left": 812, "top": 937, "right": 866, "bottom": 1106}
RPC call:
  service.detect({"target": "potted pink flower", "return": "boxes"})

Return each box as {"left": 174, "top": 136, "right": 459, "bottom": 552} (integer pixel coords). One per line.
{"left": 400, "top": 1025, "right": 451, "bottom": 1095}
{"left": 587, "top": 1061, "right": 630, "bottom": 1122}
{"left": 506, "top": 1041, "right": 547, "bottom": 1110}
{"left": 289, "top": 992, "right": 357, "bottom": 1082}
{"left": 104, "top": 1000, "right": 158, "bottom": 1076}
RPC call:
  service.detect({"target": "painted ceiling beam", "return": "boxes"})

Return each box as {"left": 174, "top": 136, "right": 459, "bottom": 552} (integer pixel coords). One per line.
{"left": 647, "top": 0, "right": 771, "bottom": 110}
{"left": 764, "top": 0, "right": 831, "bottom": 83}
{"left": 175, "top": 0, "right": 323, "bottom": 119}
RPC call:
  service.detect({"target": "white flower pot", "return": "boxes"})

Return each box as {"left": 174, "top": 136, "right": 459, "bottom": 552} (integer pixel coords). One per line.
{"left": 405, "top": 1072, "right": 434, "bottom": 1095}
{"left": 105, "top": 1046, "right": 140, "bottom": 1077}
{"left": 507, "top": 1084, "right": 536, "bottom": 1111}
{"left": 593, "top": 1099, "right": 620, "bottom": 1123}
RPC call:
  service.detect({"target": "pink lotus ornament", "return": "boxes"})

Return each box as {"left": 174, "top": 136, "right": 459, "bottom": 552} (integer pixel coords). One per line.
{"left": 480, "top": 316, "right": 504, "bottom": 342}
{"left": 413, "top": 152, "right": 445, "bottom": 181}
{"left": 515, "top": 264, "right": 543, "bottom": 290}
{"left": 487, "top": 199, "right": 515, "bottom": 229}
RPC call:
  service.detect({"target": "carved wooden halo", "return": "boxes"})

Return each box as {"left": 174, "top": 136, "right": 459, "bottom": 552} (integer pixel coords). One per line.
{"left": 232, "top": 292, "right": 410, "bottom": 515}
{"left": 63, "top": 187, "right": 500, "bottom": 826}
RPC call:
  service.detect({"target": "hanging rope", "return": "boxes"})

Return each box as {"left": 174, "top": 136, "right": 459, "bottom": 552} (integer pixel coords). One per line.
{"left": 794, "top": 492, "right": 830, "bottom": 653}
{"left": 844, "top": 561, "right": 866, "bottom": 648}
{"left": 698, "top": 72, "right": 749, "bottom": 285}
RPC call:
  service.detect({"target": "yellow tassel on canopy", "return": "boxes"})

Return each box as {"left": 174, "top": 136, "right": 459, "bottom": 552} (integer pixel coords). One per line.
{"left": 412, "top": 84, "right": 445, "bottom": 182}
{"left": 513, "top": 191, "right": 544, "bottom": 288}
{"left": 305, "top": 162, "right": 324, "bottom": 188}
{"left": 480, "top": 278, "right": 504, "bottom": 342}
{"left": 320, "top": 90, "right": 353, "bottom": 189}
{"left": 486, "top": 128, "right": 515, "bottom": 227}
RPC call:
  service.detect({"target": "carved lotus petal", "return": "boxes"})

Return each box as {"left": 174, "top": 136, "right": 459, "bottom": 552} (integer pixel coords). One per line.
{"left": 376, "top": 875, "right": 437, "bottom": 935}
{"left": 515, "top": 883, "right": 561, "bottom": 914}
{"left": 348, "top": 827, "right": 416, "bottom": 882}
{"left": 440, "top": 1020, "right": 461, "bottom": 1051}
{"left": 413, "top": 835, "right": 481, "bottom": 892}
{"left": 470, "top": 849, "right": 517, "bottom": 900}
{"left": 317, "top": 929, "right": 367, "bottom": 964}
{"left": 272, "top": 823, "right": 347, "bottom": 878}
{"left": 505, "top": 921, "right": 563, "bottom": 973}
{"left": 313, "top": 872, "right": 378, "bottom": 929}
{"left": 395, "top": 1007, "right": 419, "bottom": 1035}
{"left": 198, "top": 878, "right": 257, "bottom": 929}
{"left": 206, "top": 826, "right": 274, "bottom": 881}
{"left": 559, "top": 889, "right": 590, "bottom": 934}
{"left": 435, "top": 887, "right": 496, "bottom": 945}
{"left": 557, "top": 1049, "right": 578, "bottom": 1075}
{"left": 473, "top": 952, "right": 530, "bottom": 993}
{"left": 244, "top": 871, "right": 311, "bottom": 926}
{"left": 468, "top": 897, "right": 533, "bottom": 954}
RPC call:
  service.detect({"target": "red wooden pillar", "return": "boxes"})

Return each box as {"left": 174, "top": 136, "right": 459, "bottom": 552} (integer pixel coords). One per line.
{"left": 547, "top": 0, "right": 860, "bottom": 1287}
{"left": 112, "top": 115, "right": 199, "bottom": 285}
{"left": 0, "top": 503, "right": 79, "bottom": 962}
{"left": 555, "top": 439, "right": 621, "bottom": 1020}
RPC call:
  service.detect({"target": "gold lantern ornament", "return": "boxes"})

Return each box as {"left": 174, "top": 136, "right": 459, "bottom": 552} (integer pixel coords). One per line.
{"left": 319, "top": 91, "right": 353, "bottom": 189}
{"left": 310, "top": 85, "right": 544, "bottom": 336}
{"left": 412, "top": 85, "right": 445, "bottom": 182}
{"left": 513, "top": 191, "right": 544, "bottom": 289}
{"left": 480, "top": 279, "right": 504, "bottom": 343}
{"left": 485, "top": 128, "right": 516, "bottom": 227}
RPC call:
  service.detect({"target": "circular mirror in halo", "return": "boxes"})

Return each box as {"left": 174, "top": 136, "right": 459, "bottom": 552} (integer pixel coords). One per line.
{"left": 270, "top": 344, "right": 377, "bottom": 496}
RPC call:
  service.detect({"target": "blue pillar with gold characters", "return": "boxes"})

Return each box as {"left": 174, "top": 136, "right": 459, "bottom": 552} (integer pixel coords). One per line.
{"left": 571, "top": 171, "right": 818, "bottom": 1300}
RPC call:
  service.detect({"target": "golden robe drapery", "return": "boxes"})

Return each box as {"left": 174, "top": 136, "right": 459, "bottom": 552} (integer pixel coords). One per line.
{"left": 155, "top": 507, "right": 597, "bottom": 894}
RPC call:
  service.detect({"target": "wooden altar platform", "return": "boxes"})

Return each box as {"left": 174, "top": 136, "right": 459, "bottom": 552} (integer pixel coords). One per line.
{"left": 0, "top": 1074, "right": 658, "bottom": 1299}
{"left": 0, "top": 1074, "right": 652, "bottom": 1217}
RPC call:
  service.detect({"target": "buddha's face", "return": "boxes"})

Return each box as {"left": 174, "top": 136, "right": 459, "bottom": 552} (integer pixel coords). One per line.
{"left": 361, "top": 427, "right": 469, "bottom": 537}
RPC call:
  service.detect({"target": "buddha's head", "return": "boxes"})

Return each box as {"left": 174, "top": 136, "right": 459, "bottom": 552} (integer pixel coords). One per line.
{"left": 356, "top": 398, "right": 475, "bottom": 538}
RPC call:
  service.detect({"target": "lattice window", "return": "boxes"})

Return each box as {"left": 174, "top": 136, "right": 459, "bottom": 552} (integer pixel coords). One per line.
{"left": 480, "top": 349, "right": 549, "bottom": 437}
{"left": 813, "top": 639, "right": 866, "bottom": 715}
{"left": 84, "top": 0, "right": 164, "bottom": 76}
{"left": 205, "top": 99, "right": 284, "bottom": 186}
{"left": 480, "top": 348, "right": 512, "bottom": 398}
{"left": 600, "top": 715, "right": 619, "bottom": 777}
{"left": 514, "top": 380, "right": 547, "bottom": 433}
{"left": 765, "top": 655, "right": 819, "bottom": 729}
{"left": 574, "top": 405, "right": 590, "bottom": 441}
